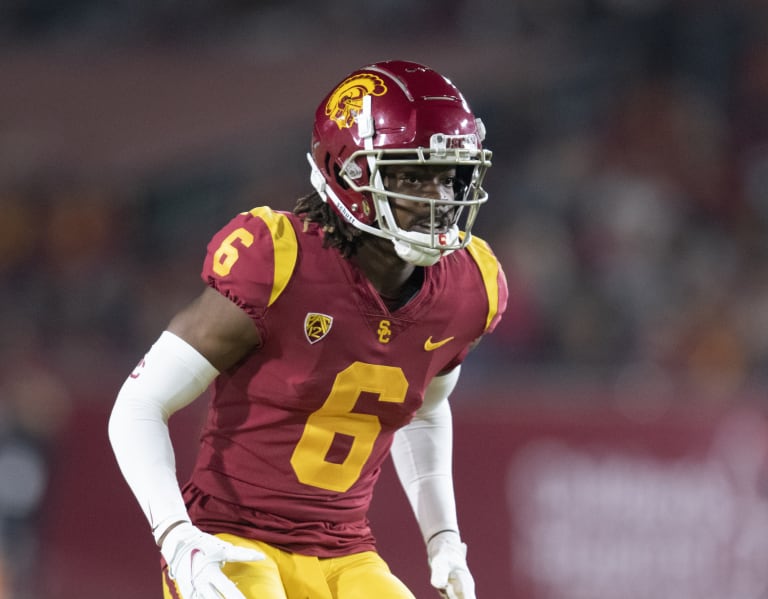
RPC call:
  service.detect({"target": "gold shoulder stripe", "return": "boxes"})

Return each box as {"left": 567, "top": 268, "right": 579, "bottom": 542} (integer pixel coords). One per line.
{"left": 248, "top": 206, "right": 298, "bottom": 306}
{"left": 465, "top": 235, "right": 500, "bottom": 332}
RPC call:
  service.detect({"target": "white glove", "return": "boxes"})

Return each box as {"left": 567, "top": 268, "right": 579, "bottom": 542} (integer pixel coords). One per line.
{"left": 427, "top": 531, "right": 476, "bottom": 599}
{"left": 160, "top": 522, "right": 265, "bottom": 599}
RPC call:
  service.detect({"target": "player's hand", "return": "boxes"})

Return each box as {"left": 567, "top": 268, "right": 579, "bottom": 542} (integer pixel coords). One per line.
{"left": 427, "top": 531, "right": 476, "bottom": 599}
{"left": 160, "top": 522, "right": 265, "bottom": 599}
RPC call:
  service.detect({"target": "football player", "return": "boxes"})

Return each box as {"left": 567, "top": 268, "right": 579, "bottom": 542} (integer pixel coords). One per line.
{"left": 108, "top": 60, "right": 508, "bottom": 599}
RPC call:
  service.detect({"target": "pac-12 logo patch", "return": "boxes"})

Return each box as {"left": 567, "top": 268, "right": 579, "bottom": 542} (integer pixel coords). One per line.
{"left": 325, "top": 73, "right": 388, "bottom": 130}
{"left": 304, "top": 313, "right": 333, "bottom": 344}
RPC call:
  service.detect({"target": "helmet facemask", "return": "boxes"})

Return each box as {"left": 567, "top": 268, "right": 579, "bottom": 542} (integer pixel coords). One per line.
{"left": 354, "top": 149, "right": 489, "bottom": 266}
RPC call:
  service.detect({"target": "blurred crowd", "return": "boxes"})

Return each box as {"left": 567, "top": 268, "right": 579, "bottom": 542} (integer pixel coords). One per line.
{"left": 2, "top": 1, "right": 768, "bottom": 391}
{"left": 4, "top": 1, "right": 768, "bottom": 593}
{"left": 470, "top": 0, "right": 768, "bottom": 400}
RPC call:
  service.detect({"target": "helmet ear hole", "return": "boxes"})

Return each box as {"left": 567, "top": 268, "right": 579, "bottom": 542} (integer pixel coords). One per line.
{"left": 322, "top": 153, "right": 333, "bottom": 176}
{"left": 332, "top": 163, "right": 350, "bottom": 190}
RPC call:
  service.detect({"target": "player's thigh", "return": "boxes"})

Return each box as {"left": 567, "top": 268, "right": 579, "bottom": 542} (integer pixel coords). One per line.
{"left": 218, "top": 534, "right": 289, "bottom": 599}
{"left": 327, "top": 551, "right": 416, "bottom": 599}
{"left": 162, "top": 563, "right": 286, "bottom": 599}
{"left": 161, "top": 535, "right": 289, "bottom": 599}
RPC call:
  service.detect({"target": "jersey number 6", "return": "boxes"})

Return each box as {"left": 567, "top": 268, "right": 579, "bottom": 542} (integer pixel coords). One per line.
{"left": 212, "top": 228, "right": 254, "bottom": 277}
{"left": 290, "top": 361, "right": 408, "bottom": 492}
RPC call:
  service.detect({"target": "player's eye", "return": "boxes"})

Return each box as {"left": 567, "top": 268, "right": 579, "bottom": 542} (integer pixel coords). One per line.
{"left": 397, "top": 173, "right": 421, "bottom": 185}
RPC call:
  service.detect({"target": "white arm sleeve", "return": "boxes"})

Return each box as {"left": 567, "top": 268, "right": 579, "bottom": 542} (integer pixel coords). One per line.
{"left": 107, "top": 331, "right": 219, "bottom": 543}
{"left": 390, "top": 366, "right": 462, "bottom": 544}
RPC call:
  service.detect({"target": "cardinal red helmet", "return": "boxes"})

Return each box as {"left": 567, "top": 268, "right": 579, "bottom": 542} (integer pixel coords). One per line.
{"left": 307, "top": 60, "right": 492, "bottom": 265}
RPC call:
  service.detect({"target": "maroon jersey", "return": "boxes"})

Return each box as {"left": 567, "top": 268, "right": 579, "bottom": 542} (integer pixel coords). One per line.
{"left": 183, "top": 206, "right": 507, "bottom": 556}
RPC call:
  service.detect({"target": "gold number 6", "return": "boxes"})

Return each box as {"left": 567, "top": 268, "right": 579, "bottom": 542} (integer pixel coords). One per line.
{"left": 290, "top": 362, "right": 409, "bottom": 492}
{"left": 212, "top": 228, "right": 254, "bottom": 277}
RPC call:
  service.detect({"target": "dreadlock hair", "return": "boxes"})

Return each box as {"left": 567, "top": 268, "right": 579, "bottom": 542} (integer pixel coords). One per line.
{"left": 293, "top": 191, "right": 363, "bottom": 258}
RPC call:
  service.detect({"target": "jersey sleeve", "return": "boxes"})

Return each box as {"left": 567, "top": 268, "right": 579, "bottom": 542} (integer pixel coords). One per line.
{"left": 466, "top": 234, "right": 509, "bottom": 336}
{"left": 201, "top": 206, "right": 298, "bottom": 321}
{"left": 438, "top": 235, "right": 508, "bottom": 374}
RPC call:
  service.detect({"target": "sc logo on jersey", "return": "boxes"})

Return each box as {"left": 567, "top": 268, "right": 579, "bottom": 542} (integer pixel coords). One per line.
{"left": 377, "top": 319, "right": 392, "bottom": 344}
{"left": 326, "top": 73, "right": 387, "bottom": 130}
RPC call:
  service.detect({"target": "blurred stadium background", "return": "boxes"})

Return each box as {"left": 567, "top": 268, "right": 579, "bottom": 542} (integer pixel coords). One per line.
{"left": 3, "top": 0, "right": 768, "bottom": 597}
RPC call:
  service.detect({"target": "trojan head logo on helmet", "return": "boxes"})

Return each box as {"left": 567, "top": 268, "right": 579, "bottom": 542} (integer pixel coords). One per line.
{"left": 307, "top": 60, "right": 492, "bottom": 266}
{"left": 326, "top": 74, "right": 388, "bottom": 130}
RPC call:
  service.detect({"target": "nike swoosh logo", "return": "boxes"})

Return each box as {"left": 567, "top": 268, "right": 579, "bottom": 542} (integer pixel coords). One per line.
{"left": 424, "top": 336, "right": 455, "bottom": 351}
